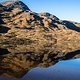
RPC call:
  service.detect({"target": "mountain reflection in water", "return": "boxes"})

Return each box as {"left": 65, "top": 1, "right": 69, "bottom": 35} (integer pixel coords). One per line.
{"left": 0, "top": 59, "right": 80, "bottom": 80}
{"left": 22, "top": 59, "right": 80, "bottom": 80}
{"left": 0, "top": 43, "right": 80, "bottom": 80}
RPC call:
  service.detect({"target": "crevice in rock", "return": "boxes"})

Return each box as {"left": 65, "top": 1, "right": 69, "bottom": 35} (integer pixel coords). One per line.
{"left": 0, "top": 48, "right": 10, "bottom": 55}
{"left": 0, "top": 26, "right": 10, "bottom": 33}
{"left": 0, "top": 19, "right": 5, "bottom": 24}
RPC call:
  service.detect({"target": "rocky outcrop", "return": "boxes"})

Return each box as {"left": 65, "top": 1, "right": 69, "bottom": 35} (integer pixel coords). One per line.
{"left": 1, "top": 1, "right": 30, "bottom": 11}
{"left": 0, "top": 0, "right": 80, "bottom": 78}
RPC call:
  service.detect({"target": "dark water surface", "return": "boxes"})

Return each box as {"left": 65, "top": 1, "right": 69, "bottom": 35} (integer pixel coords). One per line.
{"left": 0, "top": 59, "right": 80, "bottom": 80}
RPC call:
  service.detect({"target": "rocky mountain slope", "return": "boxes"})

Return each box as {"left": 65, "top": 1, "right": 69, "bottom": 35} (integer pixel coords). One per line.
{"left": 0, "top": 0, "right": 80, "bottom": 78}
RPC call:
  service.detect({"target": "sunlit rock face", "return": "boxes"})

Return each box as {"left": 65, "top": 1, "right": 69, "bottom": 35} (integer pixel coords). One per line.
{"left": 0, "top": 0, "right": 80, "bottom": 78}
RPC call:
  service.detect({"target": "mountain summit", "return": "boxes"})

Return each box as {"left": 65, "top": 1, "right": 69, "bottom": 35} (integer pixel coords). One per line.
{"left": 1, "top": 0, "right": 30, "bottom": 11}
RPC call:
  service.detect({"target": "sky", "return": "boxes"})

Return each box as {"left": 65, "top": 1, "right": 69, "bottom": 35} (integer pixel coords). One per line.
{"left": 21, "top": 0, "right": 80, "bottom": 22}
{"left": 0, "top": 0, "right": 80, "bottom": 22}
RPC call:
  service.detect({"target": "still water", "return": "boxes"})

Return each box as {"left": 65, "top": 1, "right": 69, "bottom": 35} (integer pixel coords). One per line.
{"left": 0, "top": 59, "right": 80, "bottom": 80}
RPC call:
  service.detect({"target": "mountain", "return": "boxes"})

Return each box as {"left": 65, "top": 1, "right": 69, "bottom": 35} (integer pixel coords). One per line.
{"left": 1, "top": 0, "right": 30, "bottom": 11}
{"left": 0, "top": 1, "right": 80, "bottom": 31}
{"left": 0, "top": 0, "right": 80, "bottom": 78}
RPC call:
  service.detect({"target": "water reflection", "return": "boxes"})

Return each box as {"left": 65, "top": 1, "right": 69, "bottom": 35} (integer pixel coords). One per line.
{"left": 22, "top": 59, "right": 80, "bottom": 80}
{"left": 0, "top": 43, "right": 80, "bottom": 79}
{"left": 0, "top": 59, "right": 80, "bottom": 80}
{"left": 0, "top": 77, "right": 17, "bottom": 80}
